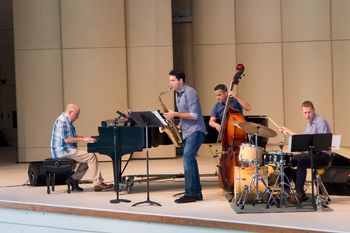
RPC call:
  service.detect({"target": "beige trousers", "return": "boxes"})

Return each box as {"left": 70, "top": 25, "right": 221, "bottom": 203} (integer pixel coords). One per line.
{"left": 64, "top": 149, "right": 104, "bottom": 185}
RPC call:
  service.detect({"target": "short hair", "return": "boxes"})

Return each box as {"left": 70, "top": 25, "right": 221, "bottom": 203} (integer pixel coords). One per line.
{"left": 169, "top": 69, "right": 185, "bottom": 82}
{"left": 301, "top": 101, "right": 315, "bottom": 110}
{"left": 214, "top": 84, "right": 228, "bottom": 92}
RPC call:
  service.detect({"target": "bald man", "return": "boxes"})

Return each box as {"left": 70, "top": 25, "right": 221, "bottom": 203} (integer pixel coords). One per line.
{"left": 50, "top": 103, "right": 113, "bottom": 192}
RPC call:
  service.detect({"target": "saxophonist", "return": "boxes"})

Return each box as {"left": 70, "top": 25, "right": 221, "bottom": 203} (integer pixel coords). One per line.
{"left": 164, "top": 69, "right": 207, "bottom": 204}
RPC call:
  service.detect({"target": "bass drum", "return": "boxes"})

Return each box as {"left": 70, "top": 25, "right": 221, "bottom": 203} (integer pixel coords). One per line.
{"left": 234, "top": 166, "right": 268, "bottom": 203}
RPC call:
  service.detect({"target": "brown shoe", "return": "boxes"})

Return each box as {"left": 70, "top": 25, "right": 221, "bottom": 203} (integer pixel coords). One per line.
{"left": 288, "top": 194, "right": 301, "bottom": 204}
{"left": 94, "top": 182, "right": 113, "bottom": 192}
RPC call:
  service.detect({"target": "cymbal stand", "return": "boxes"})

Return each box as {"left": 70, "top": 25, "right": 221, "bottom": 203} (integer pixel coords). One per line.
{"left": 266, "top": 140, "right": 297, "bottom": 208}
{"left": 237, "top": 132, "right": 275, "bottom": 209}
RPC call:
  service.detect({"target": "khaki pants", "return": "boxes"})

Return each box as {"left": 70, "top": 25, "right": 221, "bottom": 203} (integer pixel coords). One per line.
{"left": 65, "top": 149, "right": 104, "bottom": 185}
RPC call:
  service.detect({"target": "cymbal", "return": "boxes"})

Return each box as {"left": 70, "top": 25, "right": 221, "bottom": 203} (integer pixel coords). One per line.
{"left": 238, "top": 122, "right": 277, "bottom": 137}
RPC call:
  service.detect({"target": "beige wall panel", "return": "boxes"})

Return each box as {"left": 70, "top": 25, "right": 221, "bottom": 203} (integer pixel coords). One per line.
{"left": 127, "top": 46, "right": 173, "bottom": 111}
{"left": 60, "top": 0, "right": 125, "bottom": 48}
{"left": 62, "top": 48, "right": 127, "bottom": 136}
{"left": 333, "top": 41, "right": 350, "bottom": 146}
{"left": 125, "top": 0, "right": 172, "bottom": 47}
{"left": 236, "top": 43, "right": 283, "bottom": 144}
{"left": 193, "top": 44, "right": 236, "bottom": 115}
{"left": 12, "top": 0, "right": 60, "bottom": 49}
{"left": 282, "top": 0, "right": 330, "bottom": 41}
{"left": 192, "top": 0, "right": 235, "bottom": 45}
{"left": 15, "top": 50, "right": 63, "bottom": 162}
{"left": 283, "top": 42, "right": 333, "bottom": 134}
{"left": 236, "top": 0, "right": 281, "bottom": 43}
{"left": 18, "top": 147, "right": 52, "bottom": 162}
{"left": 332, "top": 0, "right": 350, "bottom": 40}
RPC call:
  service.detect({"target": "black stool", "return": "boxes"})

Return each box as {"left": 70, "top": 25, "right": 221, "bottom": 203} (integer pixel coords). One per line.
{"left": 43, "top": 158, "right": 74, "bottom": 194}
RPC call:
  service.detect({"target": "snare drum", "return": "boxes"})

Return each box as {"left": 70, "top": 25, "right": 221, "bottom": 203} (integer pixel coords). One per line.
{"left": 238, "top": 143, "right": 263, "bottom": 164}
{"left": 263, "top": 151, "right": 293, "bottom": 166}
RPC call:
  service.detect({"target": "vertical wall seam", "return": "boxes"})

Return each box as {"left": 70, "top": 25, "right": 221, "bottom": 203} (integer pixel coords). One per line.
{"left": 58, "top": 0, "right": 64, "bottom": 109}
{"left": 280, "top": 0, "right": 286, "bottom": 129}
{"left": 329, "top": 0, "right": 335, "bottom": 133}
{"left": 233, "top": 0, "right": 239, "bottom": 96}
{"left": 123, "top": 0, "right": 129, "bottom": 108}
{"left": 234, "top": 0, "right": 238, "bottom": 65}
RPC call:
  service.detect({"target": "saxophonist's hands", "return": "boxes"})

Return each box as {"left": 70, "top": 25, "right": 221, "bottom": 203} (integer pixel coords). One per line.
{"left": 164, "top": 110, "right": 177, "bottom": 120}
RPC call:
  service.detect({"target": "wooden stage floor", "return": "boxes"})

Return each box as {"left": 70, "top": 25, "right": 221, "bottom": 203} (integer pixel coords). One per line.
{"left": 0, "top": 147, "right": 349, "bottom": 233}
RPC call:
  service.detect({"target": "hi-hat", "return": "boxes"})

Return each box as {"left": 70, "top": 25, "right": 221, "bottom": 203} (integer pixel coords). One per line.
{"left": 238, "top": 122, "right": 277, "bottom": 137}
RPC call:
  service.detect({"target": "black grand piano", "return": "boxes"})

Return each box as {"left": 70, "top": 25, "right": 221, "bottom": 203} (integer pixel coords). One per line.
{"left": 87, "top": 121, "right": 172, "bottom": 192}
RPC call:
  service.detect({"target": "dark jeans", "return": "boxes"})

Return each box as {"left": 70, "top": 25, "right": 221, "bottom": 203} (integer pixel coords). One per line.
{"left": 183, "top": 131, "right": 205, "bottom": 197}
{"left": 285, "top": 152, "right": 330, "bottom": 196}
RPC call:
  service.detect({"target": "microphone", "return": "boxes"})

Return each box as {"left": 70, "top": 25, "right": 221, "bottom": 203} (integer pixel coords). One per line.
{"left": 116, "top": 110, "right": 128, "bottom": 119}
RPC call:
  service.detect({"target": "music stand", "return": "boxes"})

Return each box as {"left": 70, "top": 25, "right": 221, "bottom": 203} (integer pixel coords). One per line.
{"left": 129, "top": 111, "right": 167, "bottom": 207}
{"left": 289, "top": 133, "right": 332, "bottom": 210}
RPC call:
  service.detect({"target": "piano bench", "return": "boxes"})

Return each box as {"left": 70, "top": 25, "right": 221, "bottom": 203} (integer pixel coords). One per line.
{"left": 43, "top": 158, "right": 74, "bottom": 194}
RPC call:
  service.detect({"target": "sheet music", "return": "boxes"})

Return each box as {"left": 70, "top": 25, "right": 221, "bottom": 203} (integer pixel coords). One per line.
{"left": 152, "top": 111, "right": 168, "bottom": 126}
{"left": 288, "top": 136, "right": 292, "bottom": 152}
{"left": 332, "top": 135, "right": 341, "bottom": 150}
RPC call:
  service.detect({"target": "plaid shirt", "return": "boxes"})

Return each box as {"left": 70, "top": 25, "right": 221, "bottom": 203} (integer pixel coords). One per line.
{"left": 50, "top": 113, "right": 77, "bottom": 159}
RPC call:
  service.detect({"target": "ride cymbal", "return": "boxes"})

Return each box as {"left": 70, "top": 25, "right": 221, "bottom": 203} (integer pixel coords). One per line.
{"left": 238, "top": 122, "right": 277, "bottom": 137}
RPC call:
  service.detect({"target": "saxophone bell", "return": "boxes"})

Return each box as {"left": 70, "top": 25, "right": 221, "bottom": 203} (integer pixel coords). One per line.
{"left": 158, "top": 90, "right": 182, "bottom": 147}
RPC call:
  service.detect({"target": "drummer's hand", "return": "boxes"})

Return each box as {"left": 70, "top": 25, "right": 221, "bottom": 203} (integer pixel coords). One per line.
{"left": 279, "top": 127, "right": 289, "bottom": 135}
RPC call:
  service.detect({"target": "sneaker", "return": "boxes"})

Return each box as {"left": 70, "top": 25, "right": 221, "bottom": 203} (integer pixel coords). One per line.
{"left": 94, "top": 183, "right": 113, "bottom": 192}
{"left": 175, "top": 195, "right": 197, "bottom": 203}
{"left": 287, "top": 194, "right": 298, "bottom": 204}
{"left": 288, "top": 193, "right": 309, "bottom": 204}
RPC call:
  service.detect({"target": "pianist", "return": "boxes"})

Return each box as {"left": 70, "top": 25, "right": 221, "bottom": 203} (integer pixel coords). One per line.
{"left": 50, "top": 103, "right": 113, "bottom": 192}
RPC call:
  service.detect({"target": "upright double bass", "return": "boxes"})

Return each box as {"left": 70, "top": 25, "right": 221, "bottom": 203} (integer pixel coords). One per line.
{"left": 217, "top": 64, "right": 247, "bottom": 192}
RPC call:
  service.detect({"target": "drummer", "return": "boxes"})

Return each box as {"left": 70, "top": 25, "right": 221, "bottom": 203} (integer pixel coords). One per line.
{"left": 209, "top": 84, "right": 251, "bottom": 132}
{"left": 279, "top": 101, "right": 332, "bottom": 203}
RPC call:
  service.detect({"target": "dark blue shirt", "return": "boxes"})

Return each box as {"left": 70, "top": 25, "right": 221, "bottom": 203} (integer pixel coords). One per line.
{"left": 210, "top": 98, "right": 243, "bottom": 121}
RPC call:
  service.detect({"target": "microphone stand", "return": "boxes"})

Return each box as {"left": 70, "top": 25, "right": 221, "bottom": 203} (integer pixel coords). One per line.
{"left": 110, "top": 119, "right": 131, "bottom": 204}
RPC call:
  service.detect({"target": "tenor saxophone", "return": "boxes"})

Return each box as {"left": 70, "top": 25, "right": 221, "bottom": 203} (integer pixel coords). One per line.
{"left": 158, "top": 89, "right": 183, "bottom": 147}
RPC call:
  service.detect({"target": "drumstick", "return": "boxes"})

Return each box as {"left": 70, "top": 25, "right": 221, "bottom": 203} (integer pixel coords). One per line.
{"left": 266, "top": 115, "right": 281, "bottom": 129}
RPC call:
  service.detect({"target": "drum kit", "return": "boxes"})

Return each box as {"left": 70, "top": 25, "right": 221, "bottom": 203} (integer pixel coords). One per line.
{"left": 234, "top": 121, "right": 295, "bottom": 209}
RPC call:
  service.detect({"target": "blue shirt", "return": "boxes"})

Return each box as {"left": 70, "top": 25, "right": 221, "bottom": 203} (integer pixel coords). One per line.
{"left": 210, "top": 98, "right": 243, "bottom": 121}
{"left": 176, "top": 84, "right": 207, "bottom": 139}
{"left": 304, "top": 113, "right": 331, "bottom": 134}
{"left": 50, "top": 113, "right": 77, "bottom": 159}
{"left": 304, "top": 113, "right": 331, "bottom": 154}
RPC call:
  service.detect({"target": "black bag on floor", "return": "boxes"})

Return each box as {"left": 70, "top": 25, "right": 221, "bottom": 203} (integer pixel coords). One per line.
{"left": 28, "top": 161, "right": 71, "bottom": 186}
{"left": 321, "top": 166, "right": 350, "bottom": 195}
